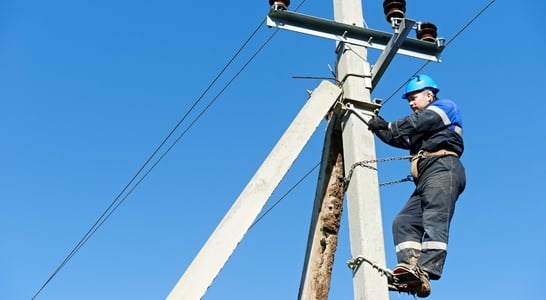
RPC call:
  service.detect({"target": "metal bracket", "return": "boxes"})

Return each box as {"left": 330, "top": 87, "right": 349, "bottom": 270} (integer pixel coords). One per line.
{"left": 371, "top": 18, "right": 415, "bottom": 89}
{"left": 344, "top": 102, "right": 382, "bottom": 124}
{"left": 266, "top": 9, "right": 444, "bottom": 62}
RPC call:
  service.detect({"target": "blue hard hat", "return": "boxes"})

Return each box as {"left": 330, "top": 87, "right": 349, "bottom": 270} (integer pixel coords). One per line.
{"left": 402, "top": 74, "right": 440, "bottom": 99}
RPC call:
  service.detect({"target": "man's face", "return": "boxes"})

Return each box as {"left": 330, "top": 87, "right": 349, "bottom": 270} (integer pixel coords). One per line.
{"left": 406, "top": 90, "right": 434, "bottom": 112}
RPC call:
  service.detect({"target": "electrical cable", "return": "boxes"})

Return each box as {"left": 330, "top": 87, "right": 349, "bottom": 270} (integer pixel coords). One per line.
{"left": 30, "top": 3, "right": 299, "bottom": 298}
{"left": 251, "top": 162, "right": 320, "bottom": 230}
{"left": 33, "top": 0, "right": 311, "bottom": 297}
{"left": 247, "top": 0, "right": 497, "bottom": 230}
{"left": 33, "top": 0, "right": 492, "bottom": 297}
{"left": 382, "top": 0, "right": 496, "bottom": 105}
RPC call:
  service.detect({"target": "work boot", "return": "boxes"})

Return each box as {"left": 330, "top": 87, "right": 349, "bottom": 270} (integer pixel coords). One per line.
{"left": 413, "top": 266, "right": 431, "bottom": 298}
{"left": 392, "top": 262, "right": 414, "bottom": 275}
{"left": 390, "top": 263, "right": 422, "bottom": 293}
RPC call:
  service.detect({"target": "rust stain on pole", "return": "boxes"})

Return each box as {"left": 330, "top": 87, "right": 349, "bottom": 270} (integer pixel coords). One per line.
{"left": 311, "top": 152, "right": 345, "bottom": 299}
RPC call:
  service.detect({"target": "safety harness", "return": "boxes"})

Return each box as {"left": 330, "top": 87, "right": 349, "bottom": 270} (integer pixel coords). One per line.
{"left": 411, "top": 149, "right": 459, "bottom": 179}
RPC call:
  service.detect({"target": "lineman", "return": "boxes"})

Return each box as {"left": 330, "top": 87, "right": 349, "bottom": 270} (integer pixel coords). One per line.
{"left": 367, "top": 74, "right": 466, "bottom": 297}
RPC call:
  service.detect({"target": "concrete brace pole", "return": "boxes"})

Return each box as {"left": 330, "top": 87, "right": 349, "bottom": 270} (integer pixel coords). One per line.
{"left": 166, "top": 81, "right": 341, "bottom": 300}
{"left": 298, "top": 111, "right": 344, "bottom": 300}
{"left": 333, "top": 0, "right": 389, "bottom": 299}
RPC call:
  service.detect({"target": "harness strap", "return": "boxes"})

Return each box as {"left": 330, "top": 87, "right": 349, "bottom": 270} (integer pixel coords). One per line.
{"left": 411, "top": 149, "right": 459, "bottom": 179}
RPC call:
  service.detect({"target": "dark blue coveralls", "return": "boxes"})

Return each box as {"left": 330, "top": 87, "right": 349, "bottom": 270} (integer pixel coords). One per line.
{"left": 374, "top": 98, "right": 466, "bottom": 280}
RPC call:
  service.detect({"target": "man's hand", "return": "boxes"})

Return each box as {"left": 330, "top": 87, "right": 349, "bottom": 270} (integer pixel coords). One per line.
{"left": 368, "top": 115, "right": 389, "bottom": 131}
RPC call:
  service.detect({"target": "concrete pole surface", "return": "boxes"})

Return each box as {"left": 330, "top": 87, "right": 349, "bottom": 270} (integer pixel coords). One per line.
{"left": 333, "top": 0, "right": 389, "bottom": 299}
{"left": 298, "top": 113, "right": 344, "bottom": 300}
{"left": 166, "top": 81, "right": 341, "bottom": 300}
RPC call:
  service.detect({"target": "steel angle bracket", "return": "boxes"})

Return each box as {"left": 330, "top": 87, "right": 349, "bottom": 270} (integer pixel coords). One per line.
{"left": 371, "top": 18, "right": 415, "bottom": 89}
{"left": 267, "top": 9, "right": 444, "bottom": 62}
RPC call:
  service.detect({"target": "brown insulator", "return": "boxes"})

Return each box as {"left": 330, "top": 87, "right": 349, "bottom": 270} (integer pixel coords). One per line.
{"left": 269, "top": 0, "right": 290, "bottom": 8}
{"left": 383, "top": 0, "right": 406, "bottom": 23}
{"left": 416, "top": 22, "right": 438, "bottom": 42}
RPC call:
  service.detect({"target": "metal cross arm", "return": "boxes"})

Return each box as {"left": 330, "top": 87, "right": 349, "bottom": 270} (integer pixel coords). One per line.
{"left": 371, "top": 18, "right": 415, "bottom": 89}
{"left": 266, "top": 9, "right": 444, "bottom": 62}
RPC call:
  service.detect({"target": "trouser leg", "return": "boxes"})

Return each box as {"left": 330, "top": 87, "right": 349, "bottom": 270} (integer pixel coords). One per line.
{"left": 418, "top": 157, "right": 465, "bottom": 280}
{"left": 393, "top": 157, "right": 465, "bottom": 280}
{"left": 393, "top": 191, "right": 424, "bottom": 266}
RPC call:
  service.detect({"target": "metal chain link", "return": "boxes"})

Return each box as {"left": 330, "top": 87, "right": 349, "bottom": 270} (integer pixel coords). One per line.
{"left": 347, "top": 256, "right": 393, "bottom": 279}
{"left": 379, "top": 175, "right": 413, "bottom": 187}
{"left": 344, "top": 155, "right": 414, "bottom": 190}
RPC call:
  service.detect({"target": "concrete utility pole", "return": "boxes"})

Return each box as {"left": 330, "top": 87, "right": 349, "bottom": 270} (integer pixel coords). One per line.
{"left": 268, "top": 0, "right": 443, "bottom": 299}
{"left": 298, "top": 1, "right": 388, "bottom": 299}
{"left": 169, "top": 1, "right": 445, "bottom": 299}
{"left": 333, "top": 1, "right": 389, "bottom": 299}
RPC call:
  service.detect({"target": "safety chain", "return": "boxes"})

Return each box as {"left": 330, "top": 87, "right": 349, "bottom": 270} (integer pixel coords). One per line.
{"left": 344, "top": 155, "right": 414, "bottom": 190}
{"left": 380, "top": 175, "right": 414, "bottom": 187}
{"left": 347, "top": 256, "right": 393, "bottom": 280}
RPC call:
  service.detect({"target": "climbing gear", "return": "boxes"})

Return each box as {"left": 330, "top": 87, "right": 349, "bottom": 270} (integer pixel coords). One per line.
{"left": 410, "top": 149, "right": 459, "bottom": 179}
{"left": 347, "top": 255, "right": 393, "bottom": 279}
{"left": 347, "top": 256, "right": 423, "bottom": 294}
{"left": 389, "top": 263, "right": 431, "bottom": 298}
{"left": 402, "top": 74, "right": 439, "bottom": 99}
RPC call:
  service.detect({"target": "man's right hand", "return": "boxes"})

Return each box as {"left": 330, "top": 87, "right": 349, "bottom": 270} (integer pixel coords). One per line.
{"left": 368, "top": 115, "right": 389, "bottom": 132}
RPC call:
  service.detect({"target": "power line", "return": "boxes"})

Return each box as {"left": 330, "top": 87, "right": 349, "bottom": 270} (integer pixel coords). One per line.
{"left": 47, "top": 0, "right": 482, "bottom": 295}
{"left": 251, "top": 162, "right": 321, "bottom": 229}
{"left": 247, "top": 0, "right": 497, "bottom": 229}
{"left": 29, "top": 0, "right": 499, "bottom": 296}
{"left": 382, "top": 0, "right": 496, "bottom": 105}
{"left": 33, "top": 0, "right": 312, "bottom": 297}
{"left": 31, "top": 13, "right": 272, "bottom": 300}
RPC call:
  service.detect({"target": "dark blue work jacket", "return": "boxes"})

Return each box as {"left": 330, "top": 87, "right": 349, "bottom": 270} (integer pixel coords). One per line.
{"left": 375, "top": 98, "right": 464, "bottom": 157}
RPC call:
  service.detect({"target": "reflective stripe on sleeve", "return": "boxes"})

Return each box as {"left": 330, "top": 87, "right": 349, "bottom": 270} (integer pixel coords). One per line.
{"left": 426, "top": 105, "right": 451, "bottom": 126}
{"left": 454, "top": 125, "right": 463, "bottom": 136}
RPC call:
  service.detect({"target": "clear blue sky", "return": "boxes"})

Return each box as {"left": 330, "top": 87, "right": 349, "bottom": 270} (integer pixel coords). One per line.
{"left": 2, "top": 1, "right": 545, "bottom": 299}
